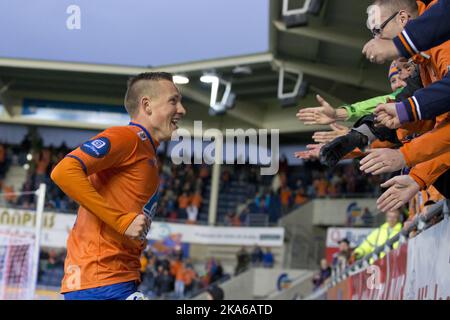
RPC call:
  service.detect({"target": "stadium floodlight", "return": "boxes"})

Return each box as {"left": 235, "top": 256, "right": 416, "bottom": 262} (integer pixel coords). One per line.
{"left": 201, "top": 74, "right": 235, "bottom": 113}
{"left": 278, "top": 67, "right": 304, "bottom": 100}
{"left": 200, "top": 74, "right": 220, "bottom": 109}
{"left": 282, "top": 0, "right": 311, "bottom": 27}
{"left": 278, "top": 66, "right": 308, "bottom": 107}
{"left": 282, "top": 0, "right": 324, "bottom": 27}
{"left": 173, "top": 75, "right": 190, "bottom": 85}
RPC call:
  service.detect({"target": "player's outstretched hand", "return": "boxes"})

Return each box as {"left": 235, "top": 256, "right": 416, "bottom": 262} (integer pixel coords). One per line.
{"left": 377, "top": 175, "right": 420, "bottom": 212}
{"left": 125, "top": 214, "right": 151, "bottom": 240}
{"left": 312, "top": 123, "right": 350, "bottom": 144}
{"left": 296, "top": 95, "right": 337, "bottom": 125}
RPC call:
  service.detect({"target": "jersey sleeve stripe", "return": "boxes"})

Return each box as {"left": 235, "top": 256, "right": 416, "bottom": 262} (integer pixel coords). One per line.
{"left": 66, "top": 155, "right": 88, "bottom": 174}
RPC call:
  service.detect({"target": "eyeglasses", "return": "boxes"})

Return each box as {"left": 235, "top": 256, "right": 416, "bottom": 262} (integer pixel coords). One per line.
{"left": 371, "top": 11, "right": 399, "bottom": 38}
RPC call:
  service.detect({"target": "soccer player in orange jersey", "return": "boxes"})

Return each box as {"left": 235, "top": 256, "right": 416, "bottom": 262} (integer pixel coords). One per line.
{"left": 51, "top": 72, "right": 186, "bottom": 300}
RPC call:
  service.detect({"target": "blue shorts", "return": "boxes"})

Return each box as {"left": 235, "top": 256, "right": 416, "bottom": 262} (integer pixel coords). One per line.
{"left": 63, "top": 281, "right": 138, "bottom": 300}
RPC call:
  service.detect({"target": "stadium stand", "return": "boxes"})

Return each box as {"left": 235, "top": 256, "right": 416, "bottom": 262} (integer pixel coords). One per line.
{"left": 1, "top": 133, "right": 382, "bottom": 226}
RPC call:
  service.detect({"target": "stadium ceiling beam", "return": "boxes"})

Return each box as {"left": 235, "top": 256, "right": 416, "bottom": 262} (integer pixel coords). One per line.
{"left": 273, "top": 58, "right": 389, "bottom": 93}
{"left": 0, "top": 79, "right": 15, "bottom": 117}
{"left": 273, "top": 21, "right": 368, "bottom": 50}
{"left": 0, "top": 53, "right": 273, "bottom": 75}
{"left": 308, "top": 85, "right": 346, "bottom": 106}
{"left": 179, "top": 85, "right": 264, "bottom": 129}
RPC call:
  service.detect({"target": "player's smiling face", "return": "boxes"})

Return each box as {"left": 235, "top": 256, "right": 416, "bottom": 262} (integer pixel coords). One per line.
{"left": 148, "top": 80, "right": 186, "bottom": 142}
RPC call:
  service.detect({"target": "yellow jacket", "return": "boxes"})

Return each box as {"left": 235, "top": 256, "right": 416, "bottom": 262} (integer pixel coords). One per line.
{"left": 353, "top": 222, "right": 402, "bottom": 261}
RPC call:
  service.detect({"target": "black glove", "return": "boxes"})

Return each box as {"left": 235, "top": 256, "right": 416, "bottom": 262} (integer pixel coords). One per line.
{"left": 319, "top": 130, "right": 368, "bottom": 167}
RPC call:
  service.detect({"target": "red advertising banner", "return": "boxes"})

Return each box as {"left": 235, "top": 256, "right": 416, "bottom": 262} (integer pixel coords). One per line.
{"left": 325, "top": 218, "right": 450, "bottom": 300}
{"left": 350, "top": 243, "right": 407, "bottom": 300}
{"left": 327, "top": 278, "right": 352, "bottom": 300}
{"left": 327, "top": 243, "right": 408, "bottom": 300}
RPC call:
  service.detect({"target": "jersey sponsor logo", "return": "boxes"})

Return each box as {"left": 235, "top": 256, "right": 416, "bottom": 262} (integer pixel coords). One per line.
{"left": 80, "top": 137, "right": 111, "bottom": 158}
{"left": 137, "top": 131, "right": 147, "bottom": 141}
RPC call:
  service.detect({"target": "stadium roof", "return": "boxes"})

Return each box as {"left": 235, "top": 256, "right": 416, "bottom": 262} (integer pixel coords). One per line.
{"left": 0, "top": 0, "right": 389, "bottom": 136}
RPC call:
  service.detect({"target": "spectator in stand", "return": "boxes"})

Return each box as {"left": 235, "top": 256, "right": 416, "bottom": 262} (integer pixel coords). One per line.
{"left": 206, "top": 285, "right": 224, "bottom": 300}
{"left": 294, "top": 188, "right": 308, "bottom": 207}
{"left": 344, "top": 165, "right": 357, "bottom": 193}
{"left": 327, "top": 179, "right": 338, "bottom": 197}
{"left": 332, "top": 238, "right": 352, "bottom": 271}
{"left": 262, "top": 248, "right": 275, "bottom": 268}
{"left": 191, "top": 190, "right": 202, "bottom": 209}
{"left": 204, "top": 257, "right": 218, "bottom": 285}
{"left": 231, "top": 211, "right": 242, "bottom": 226}
{"left": 330, "top": 171, "right": 343, "bottom": 195}
{"left": 279, "top": 172, "right": 288, "bottom": 188}
{"left": 361, "top": 208, "right": 375, "bottom": 227}
{"left": 313, "top": 174, "right": 329, "bottom": 198}
{"left": 2, "top": 184, "right": 16, "bottom": 205}
{"left": 312, "top": 259, "right": 332, "bottom": 291}
{"left": 183, "top": 262, "right": 198, "bottom": 296}
{"left": 199, "top": 164, "right": 210, "bottom": 179}
{"left": 264, "top": 192, "right": 271, "bottom": 213}
{"left": 210, "top": 260, "right": 224, "bottom": 283}
{"left": 235, "top": 247, "right": 250, "bottom": 275}
{"left": 154, "top": 266, "right": 174, "bottom": 298}
{"left": 352, "top": 209, "right": 403, "bottom": 262}
{"left": 221, "top": 168, "right": 231, "bottom": 192}
{"left": 0, "top": 144, "right": 9, "bottom": 179}
{"left": 271, "top": 173, "right": 281, "bottom": 194}
{"left": 280, "top": 186, "right": 292, "bottom": 215}
{"left": 186, "top": 204, "right": 198, "bottom": 224}
{"left": 223, "top": 211, "right": 233, "bottom": 226}
{"left": 34, "top": 149, "right": 51, "bottom": 189}
{"left": 174, "top": 262, "right": 186, "bottom": 298}
{"left": 279, "top": 154, "right": 289, "bottom": 174}
{"left": 251, "top": 245, "right": 264, "bottom": 267}
{"left": 254, "top": 192, "right": 263, "bottom": 213}
{"left": 239, "top": 208, "right": 249, "bottom": 226}
{"left": 140, "top": 252, "right": 148, "bottom": 280}
{"left": 177, "top": 191, "right": 191, "bottom": 221}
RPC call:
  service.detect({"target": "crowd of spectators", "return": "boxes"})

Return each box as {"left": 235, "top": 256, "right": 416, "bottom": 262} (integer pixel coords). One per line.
{"left": 2, "top": 131, "right": 383, "bottom": 227}
{"left": 137, "top": 246, "right": 227, "bottom": 299}
{"left": 36, "top": 246, "right": 228, "bottom": 299}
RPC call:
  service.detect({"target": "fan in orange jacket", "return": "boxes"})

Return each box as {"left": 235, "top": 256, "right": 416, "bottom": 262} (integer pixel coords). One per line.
{"left": 363, "top": 1, "right": 450, "bottom": 186}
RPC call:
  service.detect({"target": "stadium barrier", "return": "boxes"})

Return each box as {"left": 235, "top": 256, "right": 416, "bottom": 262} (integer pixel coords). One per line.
{"left": 306, "top": 200, "right": 450, "bottom": 300}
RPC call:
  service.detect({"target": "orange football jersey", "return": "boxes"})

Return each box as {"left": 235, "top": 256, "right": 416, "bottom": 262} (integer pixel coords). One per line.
{"left": 54, "top": 122, "right": 160, "bottom": 293}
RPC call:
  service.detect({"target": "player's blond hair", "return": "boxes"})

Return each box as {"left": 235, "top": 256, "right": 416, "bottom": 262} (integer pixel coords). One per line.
{"left": 124, "top": 72, "right": 174, "bottom": 117}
